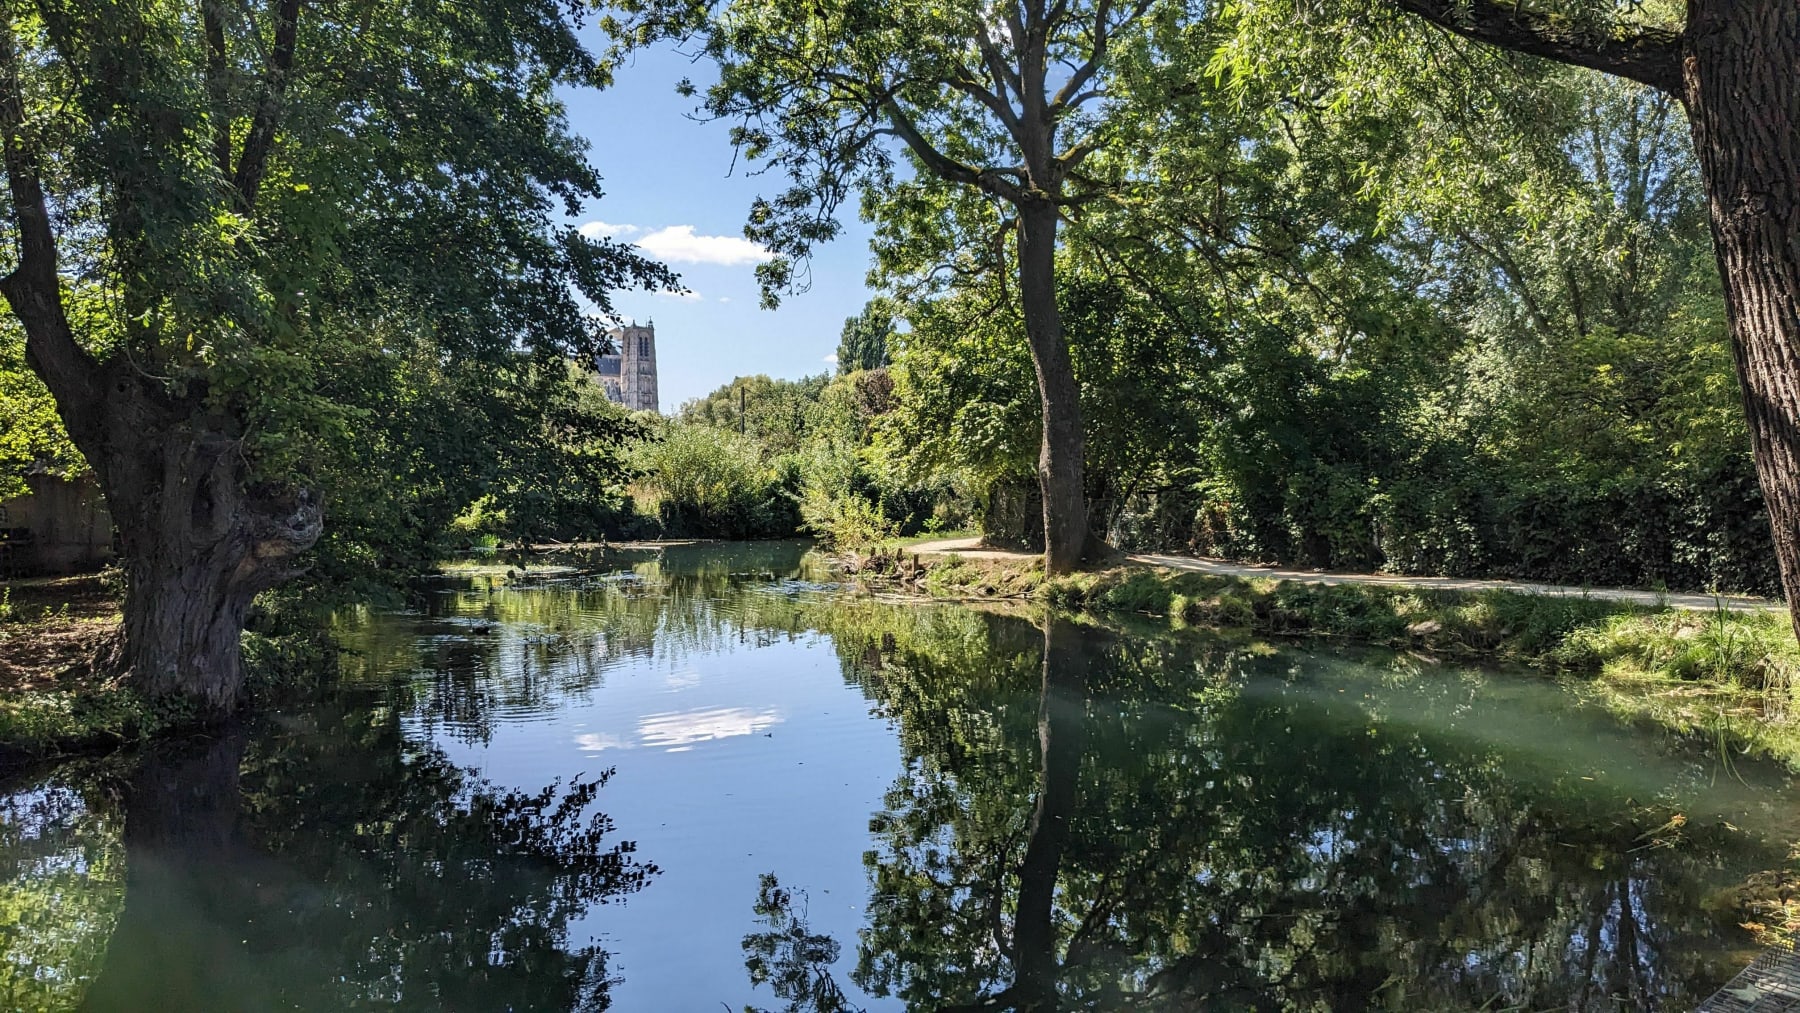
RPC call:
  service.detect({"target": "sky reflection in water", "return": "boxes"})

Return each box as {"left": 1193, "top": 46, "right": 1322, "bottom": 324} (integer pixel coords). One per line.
{"left": 0, "top": 540, "right": 1790, "bottom": 1011}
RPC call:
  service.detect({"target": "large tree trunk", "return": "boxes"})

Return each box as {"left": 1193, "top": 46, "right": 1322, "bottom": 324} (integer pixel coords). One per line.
{"left": 1017, "top": 201, "right": 1091, "bottom": 575}
{"left": 94, "top": 393, "right": 323, "bottom": 713}
{"left": 1681, "top": 0, "right": 1800, "bottom": 636}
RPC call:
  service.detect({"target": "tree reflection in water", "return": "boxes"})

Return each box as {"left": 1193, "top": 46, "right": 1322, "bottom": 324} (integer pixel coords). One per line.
{"left": 78, "top": 698, "right": 655, "bottom": 1012}
{"left": 752, "top": 609, "right": 1756, "bottom": 1012}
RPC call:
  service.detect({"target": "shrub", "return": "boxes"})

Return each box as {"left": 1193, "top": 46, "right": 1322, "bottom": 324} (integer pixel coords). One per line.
{"left": 629, "top": 423, "right": 800, "bottom": 539}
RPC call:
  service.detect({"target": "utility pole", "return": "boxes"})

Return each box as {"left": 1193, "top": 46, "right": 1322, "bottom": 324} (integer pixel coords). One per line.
{"left": 739, "top": 383, "right": 747, "bottom": 435}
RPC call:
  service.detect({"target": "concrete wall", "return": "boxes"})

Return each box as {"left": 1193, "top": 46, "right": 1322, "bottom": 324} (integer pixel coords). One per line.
{"left": 1, "top": 473, "right": 114, "bottom": 574}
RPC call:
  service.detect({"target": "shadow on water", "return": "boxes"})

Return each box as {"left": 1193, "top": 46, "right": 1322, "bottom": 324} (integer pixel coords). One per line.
{"left": 1, "top": 543, "right": 1791, "bottom": 1010}
{"left": 1, "top": 699, "right": 654, "bottom": 1012}
{"left": 752, "top": 611, "right": 1780, "bottom": 1012}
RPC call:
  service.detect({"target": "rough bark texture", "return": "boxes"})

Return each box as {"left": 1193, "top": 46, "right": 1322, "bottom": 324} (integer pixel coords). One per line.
{"left": 1680, "top": 0, "right": 1800, "bottom": 636}
{"left": 98, "top": 393, "right": 322, "bottom": 712}
{"left": 1017, "top": 202, "right": 1092, "bottom": 575}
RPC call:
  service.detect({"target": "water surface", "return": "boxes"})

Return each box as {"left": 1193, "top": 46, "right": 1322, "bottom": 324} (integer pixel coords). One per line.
{"left": 1, "top": 541, "right": 1790, "bottom": 1011}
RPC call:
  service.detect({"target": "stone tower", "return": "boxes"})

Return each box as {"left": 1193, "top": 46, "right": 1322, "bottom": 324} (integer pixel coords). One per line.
{"left": 597, "top": 320, "right": 660, "bottom": 413}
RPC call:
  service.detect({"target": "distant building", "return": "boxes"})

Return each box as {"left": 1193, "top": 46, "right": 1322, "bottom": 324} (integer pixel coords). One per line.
{"left": 597, "top": 321, "right": 659, "bottom": 413}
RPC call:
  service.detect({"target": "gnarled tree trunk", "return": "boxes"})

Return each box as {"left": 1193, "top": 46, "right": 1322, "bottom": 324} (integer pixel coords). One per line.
{"left": 1681, "top": 0, "right": 1800, "bottom": 636}
{"left": 1018, "top": 201, "right": 1092, "bottom": 575}
{"left": 94, "top": 387, "right": 322, "bottom": 712}
{"left": 58, "top": 365, "right": 321, "bottom": 716}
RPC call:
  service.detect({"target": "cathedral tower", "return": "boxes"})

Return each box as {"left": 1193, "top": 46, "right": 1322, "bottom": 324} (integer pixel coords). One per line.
{"left": 597, "top": 320, "right": 660, "bottom": 413}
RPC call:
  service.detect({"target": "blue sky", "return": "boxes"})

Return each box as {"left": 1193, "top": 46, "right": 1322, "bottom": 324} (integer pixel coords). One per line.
{"left": 560, "top": 41, "right": 876, "bottom": 410}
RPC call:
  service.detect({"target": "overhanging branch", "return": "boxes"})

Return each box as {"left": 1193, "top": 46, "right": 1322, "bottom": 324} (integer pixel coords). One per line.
{"left": 0, "top": 16, "right": 102, "bottom": 437}
{"left": 1390, "top": 0, "right": 1684, "bottom": 94}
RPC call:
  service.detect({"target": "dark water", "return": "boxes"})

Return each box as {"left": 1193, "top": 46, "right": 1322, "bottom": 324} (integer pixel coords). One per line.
{"left": 2, "top": 542, "right": 1793, "bottom": 1011}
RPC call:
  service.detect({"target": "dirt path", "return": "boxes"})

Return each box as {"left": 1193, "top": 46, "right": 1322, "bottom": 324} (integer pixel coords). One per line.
{"left": 0, "top": 574, "right": 120, "bottom": 693}
{"left": 904, "top": 537, "right": 1781, "bottom": 614}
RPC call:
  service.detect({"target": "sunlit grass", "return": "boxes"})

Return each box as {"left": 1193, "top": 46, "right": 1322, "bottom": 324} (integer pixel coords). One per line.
{"left": 913, "top": 555, "right": 1800, "bottom": 767}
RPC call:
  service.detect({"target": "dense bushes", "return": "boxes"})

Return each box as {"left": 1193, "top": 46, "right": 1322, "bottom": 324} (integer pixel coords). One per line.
{"left": 628, "top": 422, "right": 800, "bottom": 539}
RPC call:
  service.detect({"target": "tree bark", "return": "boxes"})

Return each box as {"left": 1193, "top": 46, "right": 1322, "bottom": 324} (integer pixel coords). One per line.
{"left": 1681, "top": 0, "right": 1800, "bottom": 636}
{"left": 1017, "top": 201, "right": 1091, "bottom": 575}
{"left": 96, "top": 393, "right": 322, "bottom": 713}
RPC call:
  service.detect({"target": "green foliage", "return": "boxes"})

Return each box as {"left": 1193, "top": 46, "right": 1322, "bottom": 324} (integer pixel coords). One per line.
{"left": 0, "top": 688, "right": 168, "bottom": 764}
{"left": 628, "top": 422, "right": 799, "bottom": 539}
{"left": 680, "top": 374, "right": 830, "bottom": 455}
{"left": 854, "top": 36, "right": 1765, "bottom": 594}
{"left": 835, "top": 300, "right": 893, "bottom": 375}
{"left": 0, "top": 323, "right": 79, "bottom": 501}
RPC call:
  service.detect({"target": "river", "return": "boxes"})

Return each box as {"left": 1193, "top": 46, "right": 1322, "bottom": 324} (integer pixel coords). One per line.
{"left": 0, "top": 541, "right": 1789, "bottom": 1010}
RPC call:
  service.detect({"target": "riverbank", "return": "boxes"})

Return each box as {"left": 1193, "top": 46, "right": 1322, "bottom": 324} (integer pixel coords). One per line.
{"left": 0, "top": 574, "right": 164, "bottom": 765}
{"left": 0, "top": 575, "right": 338, "bottom": 766}
{"left": 855, "top": 548, "right": 1800, "bottom": 768}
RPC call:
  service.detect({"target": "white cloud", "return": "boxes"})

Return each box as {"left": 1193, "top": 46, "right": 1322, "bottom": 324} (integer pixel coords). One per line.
{"left": 578, "top": 220, "right": 642, "bottom": 239}
{"left": 718, "top": 296, "right": 732, "bottom": 303}
{"left": 822, "top": 353, "right": 838, "bottom": 365}
{"left": 574, "top": 732, "right": 633, "bottom": 752}
{"left": 637, "top": 706, "right": 783, "bottom": 751}
{"left": 636, "top": 225, "right": 773, "bottom": 266}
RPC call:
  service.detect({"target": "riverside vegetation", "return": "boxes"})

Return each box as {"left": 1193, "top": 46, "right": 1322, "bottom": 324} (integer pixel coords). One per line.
{"left": 4, "top": 0, "right": 1800, "bottom": 1006}
{"left": 3, "top": 0, "right": 1799, "bottom": 765}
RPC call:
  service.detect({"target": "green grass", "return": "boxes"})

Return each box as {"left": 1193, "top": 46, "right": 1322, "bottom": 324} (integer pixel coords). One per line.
{"left": 910, "top": 555, "right": 1800, "bottom": 766}
{"left": 0, "top": 686, "right": 169, "bottom": 765}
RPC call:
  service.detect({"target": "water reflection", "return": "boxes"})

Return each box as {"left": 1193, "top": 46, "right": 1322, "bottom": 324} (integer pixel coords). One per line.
{"left": 0, "top": 543, "right": 1785, "bottom": 1010}
{"left": 830, "top": 612, "right": 1764, "bottom": 1011}
{"left": 10, "top": 698, "right": 655, "bottom": 1012}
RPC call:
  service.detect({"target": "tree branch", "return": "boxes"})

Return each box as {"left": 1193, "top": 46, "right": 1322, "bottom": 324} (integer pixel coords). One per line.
{"left": 975, "top": 29, "right": 1025, "bottom": 116}
{"left": 878, "top": 100, "right": 1027, "bottom": 203}
{"left": 1388, "top": 0, "right": 1684, "bottom": 94}
{"left": 0, "top": 16, "right": 102, "bottom": 437}
{"left": 948, "top": 60, "right": 1024, "bottom": 136}
{"left": 1048, "top": 0, "right": 1118, "bottom": 114}
{"left": 204, "top": 0, "right": 232, "bottom": 178}
{"left": 232, "top": 0, "right": 302, "bottom": 207}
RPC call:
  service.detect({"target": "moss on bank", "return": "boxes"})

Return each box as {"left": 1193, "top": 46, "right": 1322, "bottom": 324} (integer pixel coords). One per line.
{"left": 901, "top": 553, "right": 1800, "bottom": 767}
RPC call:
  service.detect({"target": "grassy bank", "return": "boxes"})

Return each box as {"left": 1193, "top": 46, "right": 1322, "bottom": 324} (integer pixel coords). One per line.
{"left": 0, "top": 576, "right": 338, "bottom": 766}
{"left": 0, "top": 574, "right": 161, "bottom": 765}
{"left": 889, "top": 553, "right": 1800, "bottom": 767}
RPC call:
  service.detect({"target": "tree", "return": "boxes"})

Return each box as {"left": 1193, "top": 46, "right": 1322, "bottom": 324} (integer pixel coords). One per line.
{"left": 0, "top": 2, "right": 672, "bottom": 712}
{"left": 835, "top": 299, "right": 893, "bottom": 374}
{"left": 617, "top": 0, "right": 1167, "bottom": 573}
{"left": 1278, "top": 1, "right": 1800, "bottom": 626}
